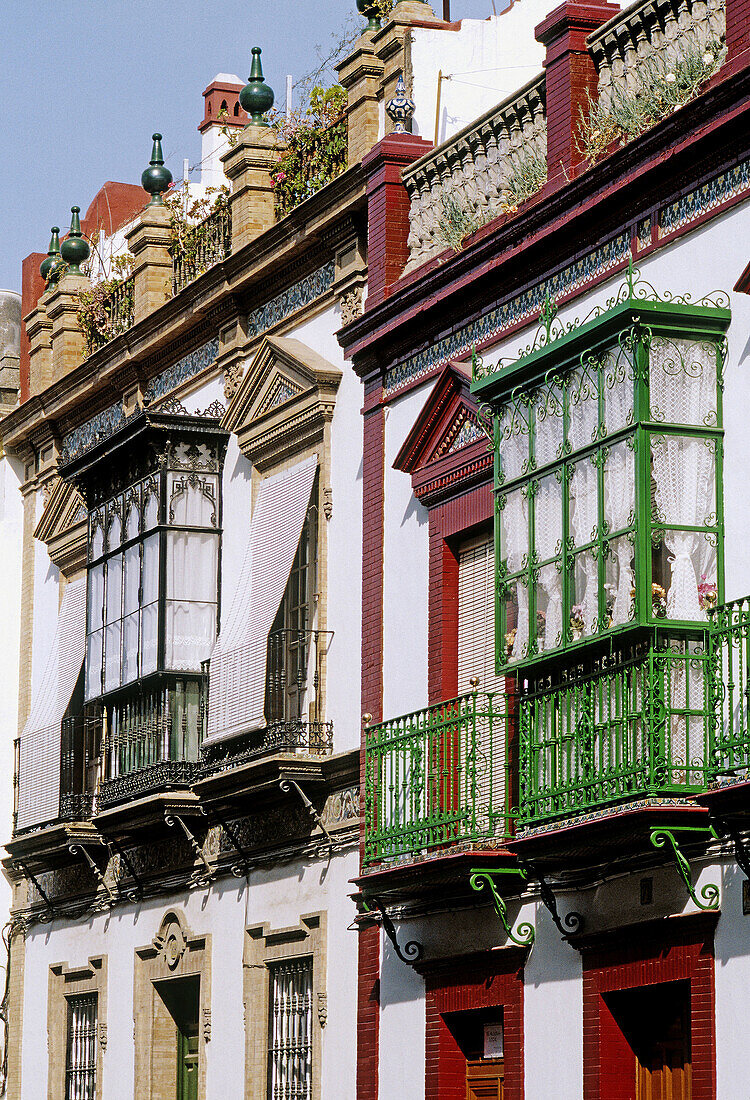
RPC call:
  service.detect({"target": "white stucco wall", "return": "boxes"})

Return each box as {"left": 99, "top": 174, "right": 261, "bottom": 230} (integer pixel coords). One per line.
{"left": 382, "top": 383, "right": 432, "bottom": 720}
{"left": 19, "top": 848, "right": 358, "bottom": 1100}
{"left": 30, "top": 489, "right": 60, "bottom": 704}
{"left": 0, "top": 453, "right": 23, "bottom": 920}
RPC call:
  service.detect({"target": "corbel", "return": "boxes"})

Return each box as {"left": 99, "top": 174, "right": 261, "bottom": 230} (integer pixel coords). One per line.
{"left": 68, "top": 843, "right": 118, "bottom": 909}
{"left": 469, "top": 867, "right": 535, "bottom": 947}
{"left": 370, "top": 896, "right": 423, "bottom": 965}
{"left": 650, "top": 825, "right": 719, "bottom": 911}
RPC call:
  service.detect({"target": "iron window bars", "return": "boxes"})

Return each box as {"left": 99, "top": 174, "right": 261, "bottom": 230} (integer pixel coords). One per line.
{"left": 267, "top": 957, "right": 313, "bottom": 1100}
{"left": 65, "top": 992, "right": 97, "bottom": 1100}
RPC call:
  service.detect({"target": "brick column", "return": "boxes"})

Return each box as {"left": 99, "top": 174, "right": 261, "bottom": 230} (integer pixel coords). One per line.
{"left": 535, "top": 1, "right": 620, "bottom": 184}
{"left": 19, "top": 254, "right": 46, "bottom": 403}
{"left": 221, "top": 126, "right": 280, "bottom": 252}
{"left": 25, "top": 299, "right": 53, "bottom": 397}
{"left": 45, "top": 273, "right": 88, "bottom": 381}
{"left": 338, "top": 34, "right": 385, "bottom": 168}
{"left": 363, "top": 132, "right": 432, "bottom": 309}
{"left": 725, "top": 0, "right": 750, "bottom": 65}
{"left": 125, "top": 205, "right": 173, "bottom": 325}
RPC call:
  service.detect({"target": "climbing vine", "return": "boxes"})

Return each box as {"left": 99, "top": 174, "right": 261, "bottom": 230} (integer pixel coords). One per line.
{"left": 271, "top": 84, "right": 348, "bottom": 217}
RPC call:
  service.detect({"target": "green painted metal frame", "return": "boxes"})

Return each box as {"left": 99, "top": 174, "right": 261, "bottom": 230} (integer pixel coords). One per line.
{"left": 469, "top": 867, "right": 534, "bottom": 946}
{"left": 650, "top": 824, "right": 720, "bottom": 910}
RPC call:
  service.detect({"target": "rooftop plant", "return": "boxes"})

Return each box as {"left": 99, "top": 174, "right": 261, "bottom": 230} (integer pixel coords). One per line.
{"left": 271, "top": 84, "right": 348, "bottom": 218}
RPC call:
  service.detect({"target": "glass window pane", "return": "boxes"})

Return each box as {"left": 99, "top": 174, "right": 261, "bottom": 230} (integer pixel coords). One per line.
{"left": 107, "top": 501, "right": 122, "bottom": 552}
{"left": 87, "top": 564, "right": 104, "bottom": 633}
{"left": 85, "top": 630, "right": 103, "bottom": 700}
{"left": 655, "top": 529, "right": 717, "bottom": 621}
{"left": 500, "top": 487, "right": 528, "bottom": 573}
{"left": 167, "top": 532, "right": 219, "bottom": 603}
{"left": 532, "top": 384, "right": 564, "bottom": 468}
{"left": 104, "top": 621, "right": 122, "bottom": 692}
{"left": 143, "top": 481, "right": 159, "bottom": 529}
{"left": 105, "top": 553, "right": 123, "bottom": 625}
{"left": 123, "top": 544, "right": 140, "bottom": 617}
{"left": 142, "top": 534, "right": 159, "bottom": 605}
{"left": 571, "top": 548, "right": 599, "bottom": 638}
{"left": 601, "top": 347, "right": 635, "bottom": 435}
{"left": 605, "top": 534, "right": 635, "bottom": 628}
{"left": 122, "top": 612, "right": 140, "bottom": 685}
{"left": 165, "top": 601, "right": 216, "bottom": 670}
{"left": 536, "top": 566, "right": 563, "bottom": 652}
{"left": 168, "top": 473, "right": 219, "bottom": 527}
{"left": 535, "top": 474, "right": 563, "bottom": 562}
{"left": 501, "top": 577, "right": 529, "bottom": 662}
{"left": 651, "top": 436, "right": 716, "bottom": 528}
{"left": 125, "top": 487, "right": 140, "bottom": 540}
{"left": 649, "top": 336, "right": 718, "bottom": 426}
{"left": 567, "top": 365, "right": 599, "bottom": 452}
{"left": 569, "top": 456, "right": 599, "bottom": 548}
{"left": 90, "top": 513, "right": 104, "bottom": 560}
{"left": 604, "top": 439, "right": 635, "bottom": 534}
{"left": 498, "top": 401, "right": 530, "bottom": 482}
{"left": 141, "top": 603, "right": 158, "bottom": 675}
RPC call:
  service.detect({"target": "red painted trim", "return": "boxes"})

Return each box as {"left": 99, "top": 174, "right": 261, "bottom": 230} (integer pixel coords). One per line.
{"left": 581, "top": 916, "right": 717, "bottom": 1100}
{"left": 357, "top": 921, "right": 381, "bottom": 1100}
{"left": 424, "top": 951, "right": 525, "bottom": 1100}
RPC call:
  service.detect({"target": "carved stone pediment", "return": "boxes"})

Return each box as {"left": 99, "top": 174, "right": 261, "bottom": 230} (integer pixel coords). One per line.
{"left": 394, "top": 361, "right": 492, "bottom": 507}
{"left": 34, "top": 476, "right": 87, "bottom": 574}
{"left": 222, "top": 336, "right": 342, "bottom": 470}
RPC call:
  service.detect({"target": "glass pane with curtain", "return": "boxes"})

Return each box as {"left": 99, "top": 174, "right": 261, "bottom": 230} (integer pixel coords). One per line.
{"left": 65, "top": 992, "right": 97, "bottom": 1100}
{"left": 500, "top": 487, "right": 528, "bottom": 574}
{"left": 104, "top": 621, "right": 122, "bottom": 692}
{"left": 143, "top": 480, "right": 159, "bottom": 529}
{"left": 124, "top": 486, "right": 140, "bottom": 541}
{"left": 604, "top": 534, "right": 636, "bottom": 628}
{"left": 168, "top": 474, "right": 219, "bottom": 527}
{"left": 268, "top": 958, "right": 313, "bottom": 1100}
{"left": 532, "top": 383, "right": 564, "bottom": 468}
{"left": 535, "top": 474, "right": 564, "bottom": 652}
{"left": 501, "top": 577, "right": 528, "bottom": 661}
{"left": 87, "top": 564, "right": 104, "bottom": 633}
{"left": 571, "top": 548, "right": 599, "bottom": 638}
{"left": 601, "top": 346, "right": 635, "bottom": 436}
{"left": 85, "top": 631, "right": 103, "bottom": 701}
{"left": 649, "top": 336, "right": 718, "bottom": 427}
{"left": 122, "top": 612, "right": 140, "bottom": 685}
{"left": 567, "top": 364, "right": 599, "bottom": 452}
{"left": 107, "top": 499, "right": 122, "bottom": 553}
{"left": 105, "top": 553, "right": 123, "bottom": 625}
{"left": 569, "top": 456, "right": 599, "bottom": 548}
{"left": 498, "top": 401, "right": 530, "bottom": 482}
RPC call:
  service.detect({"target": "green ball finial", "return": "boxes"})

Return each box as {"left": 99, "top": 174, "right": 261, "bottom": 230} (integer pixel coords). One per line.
{"left": 141, "top": 133, "right": 173, "bottom": 205}
{"left": 59, "top": 207, "right": 90, "bottom": 275}
{"left": 356, "top": 0, "right": 382, "bottom": 31}
{"left": 40, "top": 226, "right": 61, "bottom": 283}
{"left": 239, "top": 47, "right": 275, "bottom": 125}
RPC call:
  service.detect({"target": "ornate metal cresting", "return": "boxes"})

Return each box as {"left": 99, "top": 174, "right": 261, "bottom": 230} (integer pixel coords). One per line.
{"left": 370, "top": 897, "right": 424, "bottom": 965}
{"left": 164, "top": 813, "right": 215, "bottom": 887}
{"left": 650, "top": 826, "right": 720, "bottom": 910}
{"left": 588, "top": 0, "right": 726, "bottom": 111}
{"left": 68, "top": 843, "right": 118, "bottom": 909}
{"left": 402, "top": 74, "right": 547, "bottom": 271}
{"left": 469, "top": 868, "right": 535, "bottom": 947}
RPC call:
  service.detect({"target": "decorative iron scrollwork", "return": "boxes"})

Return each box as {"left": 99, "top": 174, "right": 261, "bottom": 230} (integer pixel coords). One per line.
{"left": 469, "top": 867, "right": 534, "bottom": 947}
{"left": 650, "top": 826, "right": 719, "bottom": 911}
{"left": 370, "top": 897, "right": 423, "bottom": 965}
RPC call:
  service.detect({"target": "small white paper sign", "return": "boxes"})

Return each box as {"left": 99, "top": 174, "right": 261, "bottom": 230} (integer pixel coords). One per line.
{"left": 483, "top": 1022, "right": 504, "bottom": 1060}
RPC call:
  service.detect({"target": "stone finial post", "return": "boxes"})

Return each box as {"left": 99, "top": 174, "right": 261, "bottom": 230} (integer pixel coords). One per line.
{"left": 535, "top": 1, "right": 620, "bottom": 185}
{"left": 25, "top": 297, "right": 53, "bottom": 397}
{"left": 126, "top": 134, "right": 175, "bottom": 323}
{"left": 45, "top": 208, "right": 91, "bottom": 381}
{"left": 222, "top": 47, "right": 279, "bottom": 252}
{"left": 337, "top": 32, "right": 385, "bottom": 167}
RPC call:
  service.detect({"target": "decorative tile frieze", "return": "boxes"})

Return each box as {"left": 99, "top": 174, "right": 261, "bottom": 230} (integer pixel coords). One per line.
{"left": 659, "top": 155, "right": 750, "bottom": 237}
{"left": 246, "top": 261, "right": 335, "bottom": 337}
{"left": 384, "top": 232, "right": 630, "bottom": 396}
{"left": 144, "top": 337, "right": 220, "bottom": 405}
{"left": 60, "top": 402, "right": 127, "bottom": 464}
{"left": 321, "top": 786, "right": 360, "bottom": 826}
{"left": 636, "top": 216, "right": 652, "bottom": 252}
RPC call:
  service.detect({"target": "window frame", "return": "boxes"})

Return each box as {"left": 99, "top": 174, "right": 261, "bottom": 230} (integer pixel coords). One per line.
{"left": 471, "top": 299, "right": 730, "bottom": 672}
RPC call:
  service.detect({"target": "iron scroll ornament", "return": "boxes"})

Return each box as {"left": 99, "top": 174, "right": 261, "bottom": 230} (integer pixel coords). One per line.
{"left": 370, "top": 897, "right": 423, "bottom": 965}
{"left": 469, "top": 868, "right": 535, "bottom": 947}
{"left": 649, "top": 827, "right": 720, "bottom": 911}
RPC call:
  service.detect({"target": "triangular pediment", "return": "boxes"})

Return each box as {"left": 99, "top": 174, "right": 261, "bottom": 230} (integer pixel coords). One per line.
{"left": 34, "top": 477, "right": 88, "bottom": 574}
{"left": 223, "top": 336, "right": 342, "bottom": 470}
{"left": 223, "top": 336, "right": 342, "bottom": 435}
{"left": 394, "top": 360, "right": 489, "bottom": 476}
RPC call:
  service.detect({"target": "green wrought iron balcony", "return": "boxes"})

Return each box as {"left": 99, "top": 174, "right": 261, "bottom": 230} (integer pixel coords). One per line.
{"left": 364, "top": 690, "right": 511, "bottom": 867}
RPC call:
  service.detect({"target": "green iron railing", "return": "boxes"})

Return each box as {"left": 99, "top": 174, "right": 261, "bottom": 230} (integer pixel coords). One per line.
{"left": 364, "top": 690, "right": 511, "bottom": 866}
{"left": 518, "top": 635, "right": 711, "bottom": 827}
{"left": 708, "top": 597, "right": 750, "bottom": 776}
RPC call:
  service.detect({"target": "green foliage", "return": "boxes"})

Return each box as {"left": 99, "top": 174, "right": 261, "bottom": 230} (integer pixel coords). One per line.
{"left": 76, "top": 258, "right": 135, "bottom": 356}
{"left": 163, "top": 183, "right": 230, "bottom": 266}
{"left": 505, "top": 145, "right": 547, "bottom": 207}
{"left": 436, "top": 193, "right": 485, "bottom": 252}
{"left": 579, "top": 39, "right": 725, "bottom": 164}
{"left": 271, "top": 84, "right": 348, "bottom": 218}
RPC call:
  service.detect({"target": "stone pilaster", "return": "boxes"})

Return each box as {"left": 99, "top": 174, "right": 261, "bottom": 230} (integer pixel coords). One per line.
{"left": 125, "top": 204, "right": 173, "bottom": 325}
{"left": 221, "top": 126, "right": 280, "bottom": 252}
{"left": 337, "top": 33, "right": 385, "bottom": 167}
{"left": 45, "top": 273, "right": 89, "bottom": 381}
{"left": 24, "top": 299, "right": 53, "bottom": 398}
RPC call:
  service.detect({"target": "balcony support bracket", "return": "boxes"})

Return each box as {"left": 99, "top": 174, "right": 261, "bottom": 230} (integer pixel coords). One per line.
{"left": 371, "top": 897, "right": 423, "bottom": 965}
{"left": 99, "top": 836, "right": 143, "bottom": 902}
{"left": 520, "top": 861, "right": 584, "bottom": 939}
{"left": 15, "top": 860, "right": 56, "bottom": 921}
{"left": 165, "top": 813, "right": 215, "bottom": 888}
{"left": 709, "top": 815, "right": 750, "bottom": 878}
{"left": 469, "top": 867, "right": 535, "bottom": 947}
{"left": 200, "top": 806, "right": 251, "bottom": 878}
{"left": 68, "top": 843, "right": 118, "bottom": 910}
{"left": 279, "top": 777, "right": 338, "bottom": 854}
{"left": 649, "top": 826, "right": 719, "bottom": 911}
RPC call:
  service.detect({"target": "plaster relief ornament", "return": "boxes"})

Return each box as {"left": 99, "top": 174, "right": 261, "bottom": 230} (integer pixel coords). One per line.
{"left": 386, "top": 75, "right": 415, "bottom": 134}
{"left": 154, "top": 913, "right": 189, "bottom": 970}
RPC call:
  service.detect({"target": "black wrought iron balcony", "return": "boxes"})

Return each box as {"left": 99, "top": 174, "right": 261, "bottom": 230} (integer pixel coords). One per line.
{"left": 59, "top": 710, "right": 103, "bottom": 822}
{"left": 97, "top": 676, "right": 206, "bottom": 809}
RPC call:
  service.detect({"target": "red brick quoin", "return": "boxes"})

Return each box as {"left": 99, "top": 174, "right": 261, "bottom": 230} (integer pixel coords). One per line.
{"left": 581, "top": 914, "right": 717, "bottom": 1100}
{"left": 424, "top": 950, "right": 525, "bottom": 1100}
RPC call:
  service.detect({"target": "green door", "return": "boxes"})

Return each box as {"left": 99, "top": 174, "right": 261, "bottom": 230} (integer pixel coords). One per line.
{"left": 177, "top": 1026, "right": 198, "bottom": 1100}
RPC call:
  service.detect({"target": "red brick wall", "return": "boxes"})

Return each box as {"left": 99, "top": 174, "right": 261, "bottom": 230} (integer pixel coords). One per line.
{"left": 19, "top": 253, "right": 46, "bottom": 403}
{"left": 363, "top": 134, "right": 432, "bottom": 309}
{"left": 425, "top": 952, "right": 525, "bottom": 1100}
{"left": 726, "top": 0, "right": 750, "bottom": 62}
{"left": 357, "top": 921, "right": 381, "bottom": 1100}
{"left": 581, "top": 916, "right": 716, "bottom": 1100}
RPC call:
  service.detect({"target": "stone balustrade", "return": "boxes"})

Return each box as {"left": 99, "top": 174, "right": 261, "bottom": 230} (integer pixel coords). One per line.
{"left": 402, "top": 74, "right": 547, "bottom": 273}
{"left": 588, "top": 0, "right": 726, "bottom": 109}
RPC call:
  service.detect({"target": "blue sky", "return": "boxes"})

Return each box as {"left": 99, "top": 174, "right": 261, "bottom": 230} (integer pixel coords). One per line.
{"left": 0, "top": 0, "right": 498, "bottom": 293}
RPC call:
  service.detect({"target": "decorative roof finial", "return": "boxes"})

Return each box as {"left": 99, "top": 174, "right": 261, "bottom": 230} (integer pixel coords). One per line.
{"left": 239, "top": 47, "right": 275, "bottom": 126}
{"left": 141, "top": 133, "right": 173, "bottom": 205}
{"left": 356, "top": 0, "right": 383, "bottom": 31}
{"left": 59, "top": 208, "right": 90, "bottom": 275}
{"left": 386, "top": 75, "right": 415, "bottom": 134}
{"left": 40, "top": 227, "right": 61, "bottom": 283}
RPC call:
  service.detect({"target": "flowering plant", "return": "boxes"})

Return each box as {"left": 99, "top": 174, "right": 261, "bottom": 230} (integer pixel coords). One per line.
{"left": 570, "top": 604, "right": 585, "bottom": 640}
{"left": 698, "top": 574, "right": 718, "bottom": 611}
{"left": 271, "top": 84, "right": 348, "bottom": 218}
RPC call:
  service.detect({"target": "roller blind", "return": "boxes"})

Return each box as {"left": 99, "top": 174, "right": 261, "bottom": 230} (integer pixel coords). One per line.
{"left": 457, "top": 535, "right": 505, "bottom": 696}
{"left": 17, "top": 578, "right": 87, "bottom": 830}
{"left": 205, "top": 456, "right": 318, "bottom": 745}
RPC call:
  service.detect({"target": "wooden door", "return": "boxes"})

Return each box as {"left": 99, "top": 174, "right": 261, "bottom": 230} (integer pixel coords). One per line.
{"left": 635, "top": 988, "right": 691, "bottom": 1100}
{"left": 466, "top": 1057, "right": 504, "bottom": 1100}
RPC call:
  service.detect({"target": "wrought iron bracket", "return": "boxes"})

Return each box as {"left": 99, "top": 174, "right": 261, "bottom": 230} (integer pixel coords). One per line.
{"left": 164, "top": 813, "right": 214, "bottom": 888}
{"left": 68, "top": 844, "right": 118, "bottom": 909}
{"left": 278, "top": 777, "right": 338, "bottom": 854}
{"left": 15, "top": 861, "right": 56, "bottom": 921}
{"left": 520, "top": 861, "right": 584, "bottom": 939}
{"left": 370, "top": 897, "right": 423, "bottom": 965}
{"left": 649, "top": 826, "right": 719, "bottom": 911}
{"left": 469, "top": 868, "right": 535, "bottom": 948}
{"left": 710, "top": 816, "right": 750, "bottom": 879}
{"left": 199, "top": 806, "right": 251, "bottom": 878}
{"left": 99, "top": 836, "right": 143, "bottom": 902}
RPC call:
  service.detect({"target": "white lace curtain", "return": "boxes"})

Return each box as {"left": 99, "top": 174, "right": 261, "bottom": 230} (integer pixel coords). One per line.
{"left": 500, "top": 417, "right": 529, "bottom": 659}
{"left": 650, "top": 338, "right": 717, "bottom": 621}
{"left": 568, "top": 367, "right": 600, "bottom": 636}
{"left": 536, "top": 475, "right": 563, "bottom": 650}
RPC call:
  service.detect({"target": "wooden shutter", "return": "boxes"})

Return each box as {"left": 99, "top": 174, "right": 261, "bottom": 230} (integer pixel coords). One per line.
{"left": 205, "top": 456, "right": 318, "bottom": 745}
{"left": 17, "top": 578, "right": 86, "bottom": 830}
{"left": 457, "top": 535, "right": 504, "bottom": 696}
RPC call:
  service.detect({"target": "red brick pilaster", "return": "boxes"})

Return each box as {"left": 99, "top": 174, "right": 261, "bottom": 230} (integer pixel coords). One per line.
{"left": 535, "top": 1, "right": 620, "bottom": 184}
{"left": 362, "top": 133, "right": 432, "bottom": 310}
{"left": 19, "top": 253, "right": 46, "bottom": 403}
{"left": 725, "top": 0, "right": 750, "bottom": 65}
{"left": 357, "top": 921, "right": 381, "bottom": 1100}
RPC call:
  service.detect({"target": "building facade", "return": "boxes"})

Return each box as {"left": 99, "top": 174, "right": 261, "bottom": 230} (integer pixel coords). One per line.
{"left": 339, "top": 0, "right": 750, "bottom": 1097}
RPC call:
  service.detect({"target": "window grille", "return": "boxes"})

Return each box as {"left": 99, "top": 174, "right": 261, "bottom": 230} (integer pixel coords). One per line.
{"left": 268, "top": 957, "right": 313, "bottom": 1100}
{"left": 65, "top": 992, "right": 97, "bottom": 1100}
